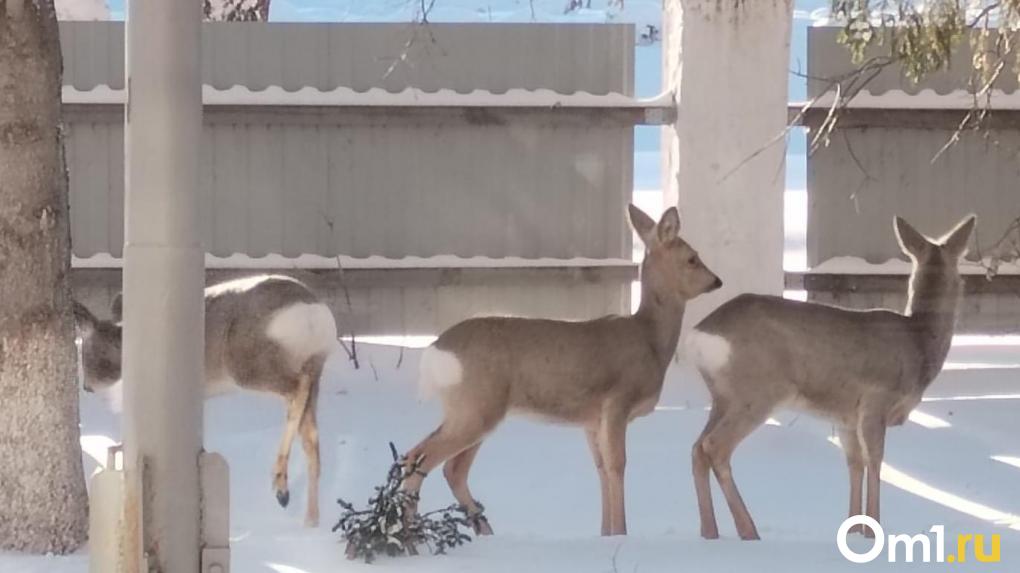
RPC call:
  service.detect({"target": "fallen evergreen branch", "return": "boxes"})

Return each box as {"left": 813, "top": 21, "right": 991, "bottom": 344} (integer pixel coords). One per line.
{"left": 334, "top": 442, "right": 474, "bottom": 563}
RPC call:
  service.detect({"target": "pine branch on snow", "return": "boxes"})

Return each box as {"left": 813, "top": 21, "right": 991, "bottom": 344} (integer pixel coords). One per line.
{"left": 335, "top": 442, "right": 474, "bottom": 563}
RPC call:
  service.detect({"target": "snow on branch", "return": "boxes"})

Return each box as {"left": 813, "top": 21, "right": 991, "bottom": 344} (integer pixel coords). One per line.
{"left": 204, "top": 0, "right": 269, "bottom": 22}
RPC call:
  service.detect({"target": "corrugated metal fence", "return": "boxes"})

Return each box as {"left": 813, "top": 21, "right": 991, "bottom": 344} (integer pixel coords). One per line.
{"left": 800, "top": 27, "right": 1020, "bottom": 333}
{"left": 65, "top": 22, "right": 639, "bottom": 335}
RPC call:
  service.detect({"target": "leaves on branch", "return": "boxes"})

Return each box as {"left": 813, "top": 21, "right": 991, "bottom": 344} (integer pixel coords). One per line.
{"left": 334, "top": 442, "right": 474, "bottom": 563}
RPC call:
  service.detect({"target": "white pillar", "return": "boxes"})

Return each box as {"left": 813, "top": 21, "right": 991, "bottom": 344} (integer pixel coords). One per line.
{"left": 664, "top": 0, "right": 793, "bottom": 330}
{"left": 123, "top": 0, "right": 204, "bottom": 571}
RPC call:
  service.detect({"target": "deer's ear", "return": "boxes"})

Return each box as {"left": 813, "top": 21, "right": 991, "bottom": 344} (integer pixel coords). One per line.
{"left": 628, "top": 203, "right": 657, "bottom": 247}
{"left": 894, "top": 216, "right": 931, "bottom": 259}
{"left": 111, "top": 293, "right": 123, "bottom": 323}
{"left": 940, "top": 214, "right": 977, "bottom": 259}
{"left": 71, "top": 300, "right": 97, "bottom": 337}
{"left": 656, "top": 207, "right": 681, "bottom": 243}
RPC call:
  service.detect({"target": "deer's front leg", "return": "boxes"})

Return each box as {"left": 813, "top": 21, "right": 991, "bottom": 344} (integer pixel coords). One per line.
{"left": 585, "top": 427, "right": 610, "bottom": 535}
{"left": 599, "top": 406, "right": 629, "bottom": 536}
{"left": 858, "top": 413, "right": 887, "bottom": 539}
{"left": 838, "top": 426, "right": 865, "bottom": 535}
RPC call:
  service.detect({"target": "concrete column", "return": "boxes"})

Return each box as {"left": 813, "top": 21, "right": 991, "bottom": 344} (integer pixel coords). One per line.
{"left": 123, "top": 0, "right": 204, "bottom": 572}
{"left": 663, "top": 0, "right": 793, "bottom": 330}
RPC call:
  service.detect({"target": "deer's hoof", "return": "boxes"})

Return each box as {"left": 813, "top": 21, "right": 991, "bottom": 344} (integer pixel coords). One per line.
{"left": 276, "top": 489, "right": 290, "bottom": 508}
{"left": 473, "top": 515, "right": 494, "bottom": 536}
{"left": 700, "top": 528, "right": 720, "bottom": 540}
{"left": 739, "top": 532, "right": 761, "bottom": 541}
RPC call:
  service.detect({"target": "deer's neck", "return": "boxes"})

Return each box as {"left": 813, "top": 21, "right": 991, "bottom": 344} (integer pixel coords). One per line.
{"left": 904, "top": 270, "right": 963, "bottom": 386}
{"left": 634, "top": 284, "right": 687, "bottom": 367}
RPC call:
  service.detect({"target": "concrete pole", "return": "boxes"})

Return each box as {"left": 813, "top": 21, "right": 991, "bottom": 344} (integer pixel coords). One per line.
{"left": 663, "top": 0, "right": 793, "bottom": 332}
{"left": 123, "top": 0, "right": 204, "bottom": 571}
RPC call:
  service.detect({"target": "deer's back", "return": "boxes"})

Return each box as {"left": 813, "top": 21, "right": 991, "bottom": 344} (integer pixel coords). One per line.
{"left": 691, "top": 294, "right": 928, "bottom": 423}
{"left": 204, "top": 275, "right": 336, "bottom": 395}
{"left": 431, "top": 315, "right": 667, "bottom": 424}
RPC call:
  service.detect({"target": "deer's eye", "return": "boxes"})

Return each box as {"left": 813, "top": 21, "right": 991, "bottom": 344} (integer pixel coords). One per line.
{"left": 688, "top": 255, "right": 698, "bottom": 266}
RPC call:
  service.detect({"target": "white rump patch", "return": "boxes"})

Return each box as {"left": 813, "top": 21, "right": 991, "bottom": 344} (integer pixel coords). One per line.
{"left": 418, "top": 347, "right": 463, "bottom": 400}
{"left": 266, "top": 303, "right": 338, "bottom": 367}
{"left": 685, "top": 330, "right": 732, "bottom": 377}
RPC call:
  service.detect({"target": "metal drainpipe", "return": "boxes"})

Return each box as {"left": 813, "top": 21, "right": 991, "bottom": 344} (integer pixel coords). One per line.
{"left": 123, "top": 0, "right": 205, "bottom": 571}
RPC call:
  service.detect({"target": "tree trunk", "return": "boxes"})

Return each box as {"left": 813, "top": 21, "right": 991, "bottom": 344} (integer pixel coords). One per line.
{"left": 0, "top": 0, "right": 89, "bottom": 554}
{"left": 664, "top": 0, "right": 794, "bottom": 331}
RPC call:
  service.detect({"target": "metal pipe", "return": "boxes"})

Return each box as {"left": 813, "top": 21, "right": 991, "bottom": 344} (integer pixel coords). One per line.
{"left": 122, "top": 0, "right": 204, "bottom": 571}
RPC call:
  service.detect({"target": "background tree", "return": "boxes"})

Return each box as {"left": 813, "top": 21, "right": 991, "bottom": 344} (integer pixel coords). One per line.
{"left": 0, "top": 0, "right": 89, "bottom": 554}
{"left": 821, "top": 0, "right": 1020, "bottom": 271}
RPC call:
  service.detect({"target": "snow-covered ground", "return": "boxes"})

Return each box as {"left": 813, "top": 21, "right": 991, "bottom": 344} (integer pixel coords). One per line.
{"left": 4, "top": 337, "right": 1019, "bottom": 572}
{"left": 14, "top": 3, "right": 1012, "bottom": 572}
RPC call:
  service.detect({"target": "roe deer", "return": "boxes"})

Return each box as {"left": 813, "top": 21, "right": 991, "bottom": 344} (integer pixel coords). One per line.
{"left": 73, "top": 274, "right": 338, "bottom": 527}
{"left": 686, "top": 214, "right": 976, "bottom": 541}
{"left": 400, "top": 204, "right": 721, "bottom": 536}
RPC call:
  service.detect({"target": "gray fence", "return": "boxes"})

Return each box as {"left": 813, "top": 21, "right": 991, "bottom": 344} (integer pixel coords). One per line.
{"left": 806, "top": 26, "right": 1020, "bottom": 266}
{"left": 798, "top": 27, "right": 1020, "bottom": 333}
{"left": 64, "top": 22, "right": 639, "bottom": 335}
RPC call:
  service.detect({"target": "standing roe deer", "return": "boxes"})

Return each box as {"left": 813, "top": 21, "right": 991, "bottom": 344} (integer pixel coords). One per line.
{"left": 686, "top": 214, "right": 976, "bottom": 540}
{"left": 73, "top": 274, "right": 337, "bottom": 527}
{"left": 400, "top": 204, "right": 722, "bottom": 536}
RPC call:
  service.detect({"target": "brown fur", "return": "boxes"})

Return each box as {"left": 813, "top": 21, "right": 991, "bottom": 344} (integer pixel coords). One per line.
{"left": 689, "top": 214, "right": 976, "bottom": 541}
{"left": 73, "top": 274, "right": 334, "bottom": 527}
{"left": 401, "top": 204, "right": 722, "bottom": 536}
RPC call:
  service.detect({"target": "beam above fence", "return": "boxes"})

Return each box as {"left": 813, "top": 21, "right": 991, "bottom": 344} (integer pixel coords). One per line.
{"left": 63, "top": 86, "right": 676, "bottom": 126}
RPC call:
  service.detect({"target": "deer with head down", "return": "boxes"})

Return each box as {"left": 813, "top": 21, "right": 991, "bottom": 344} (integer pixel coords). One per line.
{"left": 73, "top": 274, "right": 337, "bottom": 527}
{"left": 686, "top": 214, "right": 976, "bottom": 540}
{"left": 399, "top": 204, "right": 722, "bottom": 536}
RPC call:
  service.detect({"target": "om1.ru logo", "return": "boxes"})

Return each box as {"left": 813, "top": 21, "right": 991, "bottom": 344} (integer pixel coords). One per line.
{"left": 837, "top": 516, "right": 1001, "bottom": 564}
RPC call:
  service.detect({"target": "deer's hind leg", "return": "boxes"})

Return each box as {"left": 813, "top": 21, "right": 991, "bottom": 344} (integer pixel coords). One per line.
{"left": 273, "top": 371, "right": 314, "bottom": 510}
{"left": 443, "top": 441, "right": 493, "bottom": 535}
{"left": 297, "top": 357, "right": 324, "bottom": 527}
{"left": 402, "top": 399, "right": 502, "bottom": 520}
{"left": 700, "top": 399, "right": 773, "bottom": 540}
{"left": 693, "top": 396, "right": 726, "bottom": 539}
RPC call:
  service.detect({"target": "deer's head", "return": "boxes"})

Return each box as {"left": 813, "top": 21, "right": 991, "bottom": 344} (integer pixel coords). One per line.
{"left": 72, "top": 297, "right": 123, "bottom": 392}
{"left": 894, "top": 214, "right": 976, "bottom": 316}
{"left": 629, "top": 204, "right": 722, "bottom": 305}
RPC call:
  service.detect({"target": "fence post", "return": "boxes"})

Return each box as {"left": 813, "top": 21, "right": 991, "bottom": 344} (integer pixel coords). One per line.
{"left": 663, "top": 0, "right": 793, "bottom": 329}
{"left": 122, "top": 0, "right": 205, "bottom": 571}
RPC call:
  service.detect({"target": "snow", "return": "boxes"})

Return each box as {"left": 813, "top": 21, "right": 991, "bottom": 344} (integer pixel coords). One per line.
{"left": 3, "top": 337, "right": 1019, "bottom": 572}
{"left": 72, "top": 253, "right": 637, "bottom": 270}
{"left": 808, "top": 256, "right": 1020, "bottom": 276}
{"left": 795, "top": 89, "right": 1020, "bottom": 109}
{"left": 56, "top": 0, "right": 109, "bottom": 20}
{"left": 62, "top": 85, "right": 671, "bottom": 108}
{"left": 13, "top": 2, "right": 1015, "bottom": 571}
{"left": 206, "top": 0, "right": 266, "bottom": 21}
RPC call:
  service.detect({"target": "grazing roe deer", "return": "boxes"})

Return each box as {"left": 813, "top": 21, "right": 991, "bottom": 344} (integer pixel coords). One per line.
{"left": 686, "top": 214, "right": 976, "bottom": 540}
{"left": 400, "top": 204, "right": 722, "bottom": 536}
{"left": 72, "top": 274, "right": 338, "bottom": 527}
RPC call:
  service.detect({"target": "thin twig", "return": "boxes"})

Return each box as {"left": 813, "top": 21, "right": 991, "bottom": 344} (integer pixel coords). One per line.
{"left": 967, "top": 2, "right": 1001, "bottom": 28}
{"left": 335, "top": 255, "right": 360, "bottom": 369}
